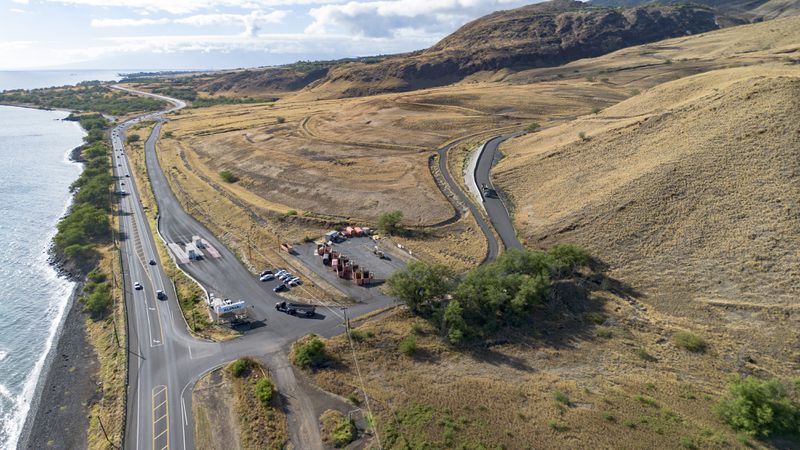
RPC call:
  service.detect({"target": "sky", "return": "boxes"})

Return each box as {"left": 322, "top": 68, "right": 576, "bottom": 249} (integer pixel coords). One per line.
{"left": 0, "top": 0, "right": 542, "bottom": 70}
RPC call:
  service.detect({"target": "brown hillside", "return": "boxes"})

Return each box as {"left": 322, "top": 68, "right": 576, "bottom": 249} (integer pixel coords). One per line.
{"left": 497, "top": 67, "right": 800, "bottom": 351}
{"left": 306, "top": 0, "right": 718, "bottom": 98}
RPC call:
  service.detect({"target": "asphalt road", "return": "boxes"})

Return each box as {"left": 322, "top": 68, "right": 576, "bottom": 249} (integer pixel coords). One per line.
{"left": 112, "top": 88, "right": 525, "bottom": 450}
{"left": 112, "top": 89, "right": 395, "bottom": 450}
{"left": 436, "top": 142, "right": 501, "bottom": 263}
{"left": 473, "top": 133, "right": 525, "bottom": 251}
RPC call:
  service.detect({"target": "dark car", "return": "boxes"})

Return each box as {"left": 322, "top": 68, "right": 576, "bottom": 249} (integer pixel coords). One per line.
{"left": 273, "top": 284, "right": 288, "bottom": 293}
{"left": 156, "top": 290, "right": 167, "bottom": 300}
{"left": 149, "top": 259, "right": 156, "bottom": 265}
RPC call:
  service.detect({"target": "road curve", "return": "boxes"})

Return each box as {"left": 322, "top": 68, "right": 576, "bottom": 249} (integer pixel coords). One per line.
{"left": 473, "top": 133, "right": 525, "bottom": 251}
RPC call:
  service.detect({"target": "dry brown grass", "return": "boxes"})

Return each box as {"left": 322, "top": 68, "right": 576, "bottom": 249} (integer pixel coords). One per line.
{"left": 85, "top": 246, "right": 126, "bottom": 450}
{"left": 193, "top": 360, "right": 288, "bottom": 450}
{"left": 307, "top": 298, "right": 762, "bottom": 449}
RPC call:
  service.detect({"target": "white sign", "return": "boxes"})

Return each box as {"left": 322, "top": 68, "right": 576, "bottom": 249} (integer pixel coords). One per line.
{"left": 215, "top": 301, "right": 247, "bottom": 315}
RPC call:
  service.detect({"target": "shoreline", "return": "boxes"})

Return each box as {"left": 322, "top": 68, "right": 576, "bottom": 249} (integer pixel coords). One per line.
{"left": 13, "top": 119, "right": 98, "bottom": 449}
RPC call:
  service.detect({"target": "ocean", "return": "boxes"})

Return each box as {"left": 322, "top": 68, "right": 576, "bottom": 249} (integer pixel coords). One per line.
{"left": 0, "top": 70, "right": 123, "bottom": 91}
{"left": 0, "top": 105, "right": 85, "bottom": 448}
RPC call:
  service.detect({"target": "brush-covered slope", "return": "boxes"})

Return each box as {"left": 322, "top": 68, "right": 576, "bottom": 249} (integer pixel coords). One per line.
{"left": 591, "top": 0, "right": 800, "bottom": 23}
{"left": 304, "top": 0, "right": 717, "bottom": 98}
{"left": 496, "top": 65, "right": 800, "bottom": 320}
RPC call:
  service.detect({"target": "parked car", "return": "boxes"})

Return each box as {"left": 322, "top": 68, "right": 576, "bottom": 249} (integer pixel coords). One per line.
{"left": 259, "top": 273, "right": 275, "bottom": 282}
{"left": 156, "top": 290, "right": 167, "bottom": 300}
{"left": 259, "top": 270, "right": 273, "bottom": 277}
{"left": 275, "top": 269, "right": 288, "bottom": 277}
{"left": 279, "top": 273, "right": 293, "bottom": 281}
{"left": 288, "top": 278, "right": 301, "bottom": 287}
{"left": 133, "top": 282, "right": 143, "bottom": 290}
{"left": 273, "top": 284, "right": 288, "bottom": 293}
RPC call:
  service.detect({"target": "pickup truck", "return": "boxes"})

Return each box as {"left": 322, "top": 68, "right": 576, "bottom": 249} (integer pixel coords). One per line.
{"left": 275, "top": 301, "right": 315, "bottom": 317}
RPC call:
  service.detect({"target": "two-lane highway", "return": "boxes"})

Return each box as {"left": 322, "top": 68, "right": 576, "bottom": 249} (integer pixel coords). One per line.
{"left": 112, "top": 90, "right": 395, "bottom": 450}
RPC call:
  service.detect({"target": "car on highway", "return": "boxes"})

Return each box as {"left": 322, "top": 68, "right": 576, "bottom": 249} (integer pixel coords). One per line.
{"left": 125, "top": 174, "right": 130, "bottom": 177}
{"left": 273, "top": 284, "right": 288, "bottom": 293}
{"left": 133, "top": 282, "right": 143, "bottom": 290}
{"left": 156, "top": 290, "right": 167, "bottom": 300}
{"left": 259, "top": 273, "right": 275, "bottom": 282}
{"left": 149, "top": 259, "right": 156, "bottom": 265}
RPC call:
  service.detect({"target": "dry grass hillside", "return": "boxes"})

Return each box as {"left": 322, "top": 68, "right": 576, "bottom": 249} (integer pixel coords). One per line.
{"left": 497, "top": 65, "right": 800, "bottom": 362}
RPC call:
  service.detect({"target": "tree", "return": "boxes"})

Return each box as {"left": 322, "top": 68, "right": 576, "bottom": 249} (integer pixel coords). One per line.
{"left": 716, "top": 375, "right": 800, "bottom": 437}
{"left": 377, "top": 210, "right": 404, "bottom": 235}
{"left": 386, "top": 261, "right": 455, "bottom": 316}
{"left": 219, "top": 170, "right": 239, "bottom": 183}
{"left": 126, "top": 134, "right": 140, "bottom": 144}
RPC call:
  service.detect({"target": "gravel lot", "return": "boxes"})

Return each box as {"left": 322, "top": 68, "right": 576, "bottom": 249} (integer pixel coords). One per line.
{"left": 293, "top": 237, "right": 408, "bottom": 304}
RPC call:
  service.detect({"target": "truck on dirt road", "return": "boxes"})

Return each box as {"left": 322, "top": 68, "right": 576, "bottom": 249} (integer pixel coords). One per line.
{"left": 275, "top": 301, "right": 316, "bottom": 317}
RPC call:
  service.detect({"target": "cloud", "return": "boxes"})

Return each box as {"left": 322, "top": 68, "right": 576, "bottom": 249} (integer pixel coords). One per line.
{"left": 307, "top": 0, "right": 531, "bottom": 38}
{"left": 44, "top": 0, "right": 337, "bottom": 14}
{"left": 10, "top": 8, "right": 26, "bottom": 12}
{"left": 175, "top": 10, "right": 288, "bottom": 36}
{"left": 91, "top": 17, "right": 170, "bottom": 27}
{"left": 11, "top": 0, "right": 29, "bottom": 4}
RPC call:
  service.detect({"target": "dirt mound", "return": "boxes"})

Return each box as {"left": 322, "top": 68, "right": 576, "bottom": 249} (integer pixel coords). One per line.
{"left": 497, "top": 70, "right": 800, "bottom": 316}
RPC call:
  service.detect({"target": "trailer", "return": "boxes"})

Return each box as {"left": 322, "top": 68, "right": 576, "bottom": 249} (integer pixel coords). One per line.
{"left": 275, "top": 301, "right": 315, "bottom": 317}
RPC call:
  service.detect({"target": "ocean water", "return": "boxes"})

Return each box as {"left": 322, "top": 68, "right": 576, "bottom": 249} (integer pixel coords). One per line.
{"left": 0, "top": 70, "right": 124, "bottom": 91}
{"left": 0, "top": 106, "right": 84, "bottom": 449}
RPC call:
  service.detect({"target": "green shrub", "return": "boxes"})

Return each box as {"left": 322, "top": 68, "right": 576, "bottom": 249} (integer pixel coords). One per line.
{"left": 554, "top": 390, "right": 570, "bottom": 405}
{"left": 399, "top": 335, "right": 417, "bottom": 356}
{"left": 126, "top": 134, "right": 140, "bottom": 143}
{"left": 635, "top": 395, "right": 659, "bottom": 408}
{"left": 82, "top": 282, "right": 112, "bottom": 318}
{"left": 602, "top": 412, "right": 616, "bottom": 422}
{"left": 674, "top": 331, "right": 707, "bottom": 353}
{"left": 679, "top": 437, "right": 697, "bottom": 449}
{"left": 331, "top": 418, "right": 355, "bottom": 447}
{"left": 293, "top": 335, "right": 328, "bottom": 369}
{"left": 377, "top": 210, "right": 404, "bottom": 235}
{"left": 716, "top": 375, "right": 800, "bottom": 437}
{"left": 229, "top": 358, "right": 251, "bottom": 377}
{"left": 276, "top": 116, "right": 286, "bottom": 124}
{"left": 254, "top": 377, "right": 275, "bottom": 407}
{"left": 219, "top": 170, "right": 239, "bottom": 183}
{"left": 548, "top": 420, "right": 569, "bottom": 432}
{"left": 347, "top": 329, "right": 372, "bottom": 342}
{"left": 526, "top": 122, "right": 540, "bottom": 132}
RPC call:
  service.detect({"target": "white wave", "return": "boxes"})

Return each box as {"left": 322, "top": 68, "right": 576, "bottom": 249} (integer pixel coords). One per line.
{"left": 0, "top": 351, "right": 7, "bottom": 362}
{"left": 0, "top": 116, "right": 83, "bottom": 450}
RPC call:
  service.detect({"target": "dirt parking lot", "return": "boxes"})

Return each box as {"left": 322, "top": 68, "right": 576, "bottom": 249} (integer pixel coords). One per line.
{"left": 294, "top": 236, "right": 409, "bottom": 304}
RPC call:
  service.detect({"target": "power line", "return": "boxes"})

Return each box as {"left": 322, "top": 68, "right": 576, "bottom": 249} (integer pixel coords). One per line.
{"left": 342, "top": 307, "right": 383, "bottom": 450}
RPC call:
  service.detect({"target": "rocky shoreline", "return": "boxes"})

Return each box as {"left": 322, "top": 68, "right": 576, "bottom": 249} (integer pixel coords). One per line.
{"left": 16, "top": 140, "right": 102, "bottom": 450}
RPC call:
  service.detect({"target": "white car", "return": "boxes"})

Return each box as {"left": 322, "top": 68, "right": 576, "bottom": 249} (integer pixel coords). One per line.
{"left": 288, "top": 278, "right": 301, "bottom": 287}
{"left": 133, "top": 282, "right": 143, "bottom": 290}
{"left": 259, "top": 273, "right": 275, "bottom": 282}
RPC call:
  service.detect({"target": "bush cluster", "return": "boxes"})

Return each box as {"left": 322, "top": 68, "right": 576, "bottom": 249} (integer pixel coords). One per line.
{"left": 229, "top": 358, "right": 252, "bottom": 377}
{"left": 293, "top": 335, "right": 328, "bottom": 369}
{"left": 716, "top": 375, "right": 800, "bottom": 438}
{"left": 254, "top": 377, "right": 275, "bottom": 407}
{"left": 388, "top": 246, "right": 591, "bottom": 344}
{"left": 82, "top": 274, "right": 112, "bottom": 319}
{"left": 53, "top": 114, "right": 114, "bottom": 271}
{"left": 219, "top": 170, "right": 239, "bottom": 183}
{"left": 0, "top": 85, "right": 166, "bottom": 115}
